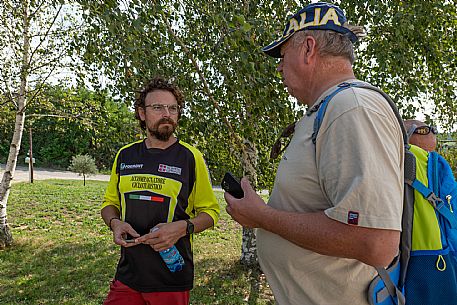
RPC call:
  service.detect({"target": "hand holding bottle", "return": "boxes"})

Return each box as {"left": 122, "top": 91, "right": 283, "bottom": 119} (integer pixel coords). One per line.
{"left": 150, "top": 227, "right": 184, "bottom": 272}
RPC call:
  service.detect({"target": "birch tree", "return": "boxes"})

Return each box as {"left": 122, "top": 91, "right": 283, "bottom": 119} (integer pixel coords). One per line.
{"left": 0, "top": 0, "right": 80, "bottom": 248}
{"left": 76, "top": 0, "right": 300, "bottom": 265}
{"left": 75, "top": 0, "right": 457, "bottom": 264}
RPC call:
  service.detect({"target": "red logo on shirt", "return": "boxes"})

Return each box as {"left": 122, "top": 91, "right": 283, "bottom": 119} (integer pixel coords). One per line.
{"left": 348, "top": 211, "right": 359, "bottom": 225}
{"left": 158, "top": 163, "right": 182, "bottom": 175}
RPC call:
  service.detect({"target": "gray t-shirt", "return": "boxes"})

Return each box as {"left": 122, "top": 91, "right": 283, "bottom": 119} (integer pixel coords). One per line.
{"left": 257, "top": 81, "right": 404, "bottom": 305}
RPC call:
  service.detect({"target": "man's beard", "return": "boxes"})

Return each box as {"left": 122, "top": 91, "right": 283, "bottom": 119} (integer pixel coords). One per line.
{"left": 148, "top": 117, "right": 177, "bottom": 142}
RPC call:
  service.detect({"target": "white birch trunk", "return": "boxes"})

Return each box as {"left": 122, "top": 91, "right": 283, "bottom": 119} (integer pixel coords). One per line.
{"left": 240, "top": 139, "right": 259, "bottom": 266}
{"left": 0, "top": 112, "right": 26, "bottom": 248}
{"left": 0, "top": 0, "right": 30, "bottom": 248}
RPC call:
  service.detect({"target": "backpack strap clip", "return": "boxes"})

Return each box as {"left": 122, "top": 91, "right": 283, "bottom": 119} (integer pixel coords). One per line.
{"left": 426, "top": 192, "right": 442, "bottom": 209}
{"left": 411, "top": 179, "right": 457, "bottom": 229}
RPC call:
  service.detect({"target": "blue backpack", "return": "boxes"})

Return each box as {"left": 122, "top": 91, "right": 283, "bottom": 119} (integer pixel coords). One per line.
{"left": 311, "top": 82, "right": 457, "bottom": 305}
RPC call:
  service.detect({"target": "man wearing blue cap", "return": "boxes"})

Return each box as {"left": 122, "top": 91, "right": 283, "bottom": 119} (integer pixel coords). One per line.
{"left": 225, "top": 2, "right": 404, "bottom": 304}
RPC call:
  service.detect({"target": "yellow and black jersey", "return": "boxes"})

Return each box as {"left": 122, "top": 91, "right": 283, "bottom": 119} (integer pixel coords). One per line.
{"left": 102, "top": 139, "right": 219, "bottom": 292}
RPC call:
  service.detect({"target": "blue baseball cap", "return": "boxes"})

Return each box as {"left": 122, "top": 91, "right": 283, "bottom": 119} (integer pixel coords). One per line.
{"left": 262, "top": 2, "right": 358, "bottom": 58}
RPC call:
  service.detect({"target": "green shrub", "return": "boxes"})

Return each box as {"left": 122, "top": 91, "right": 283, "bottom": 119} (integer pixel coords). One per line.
{"left": 69, "top": 154, "right": 98, "bottom": 186}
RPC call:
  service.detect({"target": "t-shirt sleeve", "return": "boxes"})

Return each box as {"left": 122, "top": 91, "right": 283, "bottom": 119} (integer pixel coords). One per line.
{"left": 188, "top": 152, "right": 220, "bottom": 226}
{"left": 317, "top": 104, "right": 403, "bottom": 230}
{"left": 101, "top": 151, "right": 121, "bottom": 211}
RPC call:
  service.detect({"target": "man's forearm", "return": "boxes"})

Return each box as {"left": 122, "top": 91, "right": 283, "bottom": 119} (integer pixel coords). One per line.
{"left": 191, "top": 212, "right": 214, "bottom": 234}
{"left": 259, "top": 207, "right": 400, "bottom": 267}
{"left": 101, "top": 205, "right": 121, "bottom": 229}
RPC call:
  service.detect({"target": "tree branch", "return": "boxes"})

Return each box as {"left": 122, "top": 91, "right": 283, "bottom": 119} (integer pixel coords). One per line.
{"left": 28, "top": 113, "right": 82, "bottom": 119}
{"left": 159, "top": 11, "right": 244, "bottom": 151}
{"left": 0, "top": 98, "right": 12, "bottom": 107}
{"left": 29, "top": 0, "right": 48, "bottom": 20}
{"left": 24, "top": 44, "right": 69, "bottom": 111}
{"left": 28, "top": 4, "right": 63, "bottom": 68}
{"left": 29, "top": 26, "right": 83, "bottom": 38}
{"left": 0, "top": 15, "right": 23, "bottom": 54}
{"left": 0, "top": 69, "right": 17, "bottom": 108}
{"left": 28, "top": 51, "right": 64, "bottom": 73}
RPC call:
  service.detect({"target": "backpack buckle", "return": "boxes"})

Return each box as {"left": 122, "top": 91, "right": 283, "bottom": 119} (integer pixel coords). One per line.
{"left": 426, "top": 192, "right": 443, "bottom": 209}
{"left": 427, "top": 192, "right": 442, "bottom": 209}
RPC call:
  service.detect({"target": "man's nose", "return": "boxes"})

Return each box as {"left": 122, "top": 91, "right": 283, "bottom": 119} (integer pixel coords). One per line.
{"left": 277, "top": 59, "right": 283, "bottom": 72}
{"left": 162, "top": 106, "right": 171, "bottom": 116}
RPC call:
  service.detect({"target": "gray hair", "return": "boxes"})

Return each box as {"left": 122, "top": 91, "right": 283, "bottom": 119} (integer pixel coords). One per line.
{"left": 292, "top": 24, "right": 365, "bottom": 64}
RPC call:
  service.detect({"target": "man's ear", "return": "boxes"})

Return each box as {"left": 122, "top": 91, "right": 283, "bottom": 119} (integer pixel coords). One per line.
{"left": 302, "top": 36, "right": 317, "bottom": 64}
{"left": 138, "top": 107, "right": 146, "bottom": 121}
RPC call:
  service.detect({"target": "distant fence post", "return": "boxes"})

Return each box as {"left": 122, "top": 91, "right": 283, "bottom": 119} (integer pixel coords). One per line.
{"left": 29, "top": 127, "right": 33, "bottom": 183}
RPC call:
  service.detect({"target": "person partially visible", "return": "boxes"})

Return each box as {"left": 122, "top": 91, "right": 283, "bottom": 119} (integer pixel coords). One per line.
{"left": 224, "top": 2, "right": 404, "bottom": 305}
{"left": 404, "top": 119, "right": 438, "bottom": 152}
{"left": 101, "top": 76, "right": 220, "bottom": 305}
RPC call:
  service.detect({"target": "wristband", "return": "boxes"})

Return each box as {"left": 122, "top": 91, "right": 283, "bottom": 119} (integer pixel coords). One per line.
{"left": 108, "top": 217, "right": 120, "bottom": 231}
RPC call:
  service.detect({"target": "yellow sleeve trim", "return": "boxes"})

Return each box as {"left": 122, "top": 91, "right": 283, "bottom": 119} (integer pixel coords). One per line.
{"left": 101, "top": 140, "right": 144, "bottom": 211}
{"left": 180, "top": 141, "right": 220, "bottom": 226}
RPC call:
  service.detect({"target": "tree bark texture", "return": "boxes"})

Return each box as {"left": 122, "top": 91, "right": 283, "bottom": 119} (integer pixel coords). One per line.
{"left": 240, "top": 139, "right": 259, "bottom": 266}
{"left": 0, "top": 108, "right": 26, "bottom": 249}
{"left": 0, "top": 0, "right": 30, "bottom": 248}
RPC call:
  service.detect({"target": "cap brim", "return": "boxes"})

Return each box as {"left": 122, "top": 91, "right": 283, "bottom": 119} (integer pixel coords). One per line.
{"left": 261, "top": 35, "right": 293, "bottom": 58}
{"left": 262, "top": 27, "right": 358, "bottom": 58}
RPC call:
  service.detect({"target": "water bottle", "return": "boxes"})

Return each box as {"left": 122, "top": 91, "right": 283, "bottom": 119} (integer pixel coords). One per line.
{"left": 159, "top": 245, "right": 185, "bottom": 272}
{"left": 151, "top": 227, "right": 185, "bottom": 272}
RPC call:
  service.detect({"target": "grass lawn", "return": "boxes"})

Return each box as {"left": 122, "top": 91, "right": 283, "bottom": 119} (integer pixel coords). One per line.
{"left": 0, "top": 180, "right": 274, "bottom": 305}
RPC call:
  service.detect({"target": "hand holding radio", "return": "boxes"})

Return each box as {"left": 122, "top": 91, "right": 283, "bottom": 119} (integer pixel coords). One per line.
{"left": 221, "top": 172, "right": 244, "bottom": 199}
{"left": 223, "top": 173, "right": 270, "bottom": 229}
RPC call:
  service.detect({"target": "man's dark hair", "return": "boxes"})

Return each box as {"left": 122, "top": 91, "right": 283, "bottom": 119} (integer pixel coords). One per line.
{"left": 134, "top": 76, "right": 185, "bottom": 130}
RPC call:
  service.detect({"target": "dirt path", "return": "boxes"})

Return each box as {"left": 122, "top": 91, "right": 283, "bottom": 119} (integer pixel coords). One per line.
{"left": 0, "top": 164, "right": 268, "bottom": 195}
{"left": 0, "top": 164, "right": 110, "bottom": 183}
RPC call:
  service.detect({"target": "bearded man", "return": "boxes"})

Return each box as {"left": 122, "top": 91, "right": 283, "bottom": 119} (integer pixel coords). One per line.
{"left": 101, "top": 76, "right": 219, "bottom": 305}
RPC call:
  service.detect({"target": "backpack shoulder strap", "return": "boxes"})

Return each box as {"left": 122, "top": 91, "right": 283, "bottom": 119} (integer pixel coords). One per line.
{"left": 311, "top": 82, "right": 408, "bottom": 146}
{"left": 313, "top": 82, "right": 409, "bottom": 305}
{"left": 410, "top": 151, "right": 457, "bottom": 229}
{"left": 428, "top": 151, "right": 440, "bottom": 195}
{"left": 375, "top": 266, "right": 406, "bottom": 305}
{"left": 312, "top": 82, "right": 355, "bottom": 143}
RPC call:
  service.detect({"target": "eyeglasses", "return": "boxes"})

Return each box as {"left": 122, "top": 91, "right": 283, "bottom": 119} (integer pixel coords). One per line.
{"left": 144, "top": 104, "right": 181, "bottom": 114}
{"left": 270, "top": 122, "right": 296, "bottom": 159}
{"left": 414, "top": 125, "right": 438, "bottom": 135}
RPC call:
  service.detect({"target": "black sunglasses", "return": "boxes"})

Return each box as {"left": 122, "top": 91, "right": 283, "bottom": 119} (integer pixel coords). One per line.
{"left": 270, "top": 122, "right": 296, "bottom": 159}
{"left": 414, "top": 125, "right": 438, "bottom": 135}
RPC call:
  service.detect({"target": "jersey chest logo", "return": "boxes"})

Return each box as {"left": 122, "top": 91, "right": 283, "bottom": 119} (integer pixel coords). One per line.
{"left": 158, "top": 164, "right": 182, "bottom": 175}
{"left": 120, "top": 163, "right": 144, "bottom": 170}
